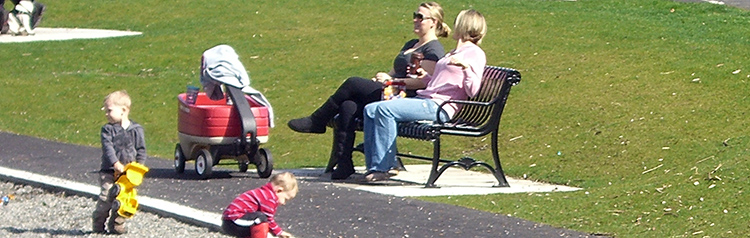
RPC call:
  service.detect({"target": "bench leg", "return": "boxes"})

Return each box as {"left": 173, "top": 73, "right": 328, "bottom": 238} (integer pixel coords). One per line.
{"left": 324, "top": 153, "right": 337, "bottom": 173}
{"left": 394, "top": 157, "right": 406, "bottom": 172}
{"left": 324, "top": 128, "right": 342, "bottom": 173}
{"left": 425, "top": 138, "right": 441, "bottom": 188}
{"left": 491, "top": 130, "right": 510, "bottom": 187}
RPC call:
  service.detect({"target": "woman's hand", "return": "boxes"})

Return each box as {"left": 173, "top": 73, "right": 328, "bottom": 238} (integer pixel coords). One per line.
{"left": 373, "top": 72, "right": 392, "bottom": 83}
{"left": 414, "top": 68, "right": 428, "bottom": 79}
{"left": 449, "top": 56, "right": 468, "bottom": 69}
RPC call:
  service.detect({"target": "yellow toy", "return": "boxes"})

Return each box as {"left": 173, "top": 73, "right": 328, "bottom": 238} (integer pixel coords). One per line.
{"left": 109, "top": 162, "right": 149, "bottom": 218}
{"left": 382, "top": 81, "right": 407, "bottom": 101}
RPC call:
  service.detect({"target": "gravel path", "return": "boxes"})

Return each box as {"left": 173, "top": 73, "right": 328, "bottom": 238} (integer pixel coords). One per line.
{"left": 0, "top": 180, "right": 232, "bottom": 238}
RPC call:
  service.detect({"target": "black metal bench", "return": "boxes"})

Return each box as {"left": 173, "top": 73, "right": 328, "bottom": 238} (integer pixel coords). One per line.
{"left": 328, "top": 66, "right": 521, "bottom": 188}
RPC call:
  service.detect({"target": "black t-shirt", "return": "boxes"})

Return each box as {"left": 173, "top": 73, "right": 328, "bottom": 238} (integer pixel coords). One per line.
{"left": 391, "top": 39, "right": 445, "bottom": 78}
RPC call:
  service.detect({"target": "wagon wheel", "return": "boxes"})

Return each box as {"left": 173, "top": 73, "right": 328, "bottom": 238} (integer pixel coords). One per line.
{"left": 238, "top": 159, "right": 249, "bottom": 173}
{"left": 195, "top": 149, "right": 214, "bottom": 179}
{"left": 255, "top": 148, "right": 273, "bottom": 178}
{"left": 240, "top": 148, "right": 257, "bottom": 173}
{"left": 174, "top": 144, "right": 186, "bottom": 174}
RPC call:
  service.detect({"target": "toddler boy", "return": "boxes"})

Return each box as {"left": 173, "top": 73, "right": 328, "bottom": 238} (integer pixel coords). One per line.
{"left": 92, "top": 90, "right": 147, "bottom": 234}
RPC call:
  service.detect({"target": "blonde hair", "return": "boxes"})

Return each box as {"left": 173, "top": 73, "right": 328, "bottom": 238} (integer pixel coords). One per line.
{"left": 420, "top": 2, "right": 451, "bottom": 38}
{"left": 270, "top": 172, "right": 298, "bottom": 195}
{"left": 103, "top": 90, "right": 132, "bottom": 108}
{"left": 453, "top": 9, "right": 487, "bottom": 44}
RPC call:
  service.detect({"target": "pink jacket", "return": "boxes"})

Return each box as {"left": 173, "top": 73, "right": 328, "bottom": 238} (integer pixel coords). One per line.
{"left": 417, "top": 43, "right": 486, "bottom": 118}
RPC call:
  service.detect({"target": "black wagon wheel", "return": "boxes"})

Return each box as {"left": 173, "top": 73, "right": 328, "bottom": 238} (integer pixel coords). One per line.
{"left": 174, "top": 144, "right": 186, "bottom": 174}
{"left": 255, "top": 148, "right": 273, "bottom": 178}
{"left": 195, "top": 149, "right": 214, "bottom": 179}
{"left": 238, "top": 159, "right": 249, "bottom": 173}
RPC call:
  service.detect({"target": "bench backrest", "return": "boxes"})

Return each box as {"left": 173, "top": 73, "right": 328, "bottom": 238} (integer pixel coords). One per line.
{"left": 441, "top": 66, "right": 521, "bottom": 137}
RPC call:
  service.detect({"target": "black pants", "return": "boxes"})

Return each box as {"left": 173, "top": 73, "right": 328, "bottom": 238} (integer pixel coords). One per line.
{"left": 329, "top": 77, "right": 383, "bottom": 109}
{"left": 328, "top": 76, "right": 418, "bottom": 117}
{"left": 221, "top": 212, "right": 268, "bottom": 237}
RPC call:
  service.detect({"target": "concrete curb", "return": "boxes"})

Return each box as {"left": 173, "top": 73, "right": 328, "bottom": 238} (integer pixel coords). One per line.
{"left": 0, "top": 165, "right": 222, "bottom": 232}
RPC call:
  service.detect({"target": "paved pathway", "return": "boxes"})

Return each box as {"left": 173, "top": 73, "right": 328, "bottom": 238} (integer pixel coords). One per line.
{"left": 674, "top": 0, "right": 750, "bottom": 10}
{"left": 0, "top": 132, "right": 603, "bottom": 238}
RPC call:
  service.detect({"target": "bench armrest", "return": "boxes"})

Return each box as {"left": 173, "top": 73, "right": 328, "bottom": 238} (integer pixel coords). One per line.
{"left": 434, "top": 98, "right": 495, "bottom": 125}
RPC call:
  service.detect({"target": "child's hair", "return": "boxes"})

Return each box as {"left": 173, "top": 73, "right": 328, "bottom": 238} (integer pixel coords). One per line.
{"left": 103, "top": 90, "right": 132, "bottom": 108}
{"left": 270, "top": 172, "right": 298, "bottom": 195}
{"left": 453, "top": 9, "right": 487, "bottom": 45}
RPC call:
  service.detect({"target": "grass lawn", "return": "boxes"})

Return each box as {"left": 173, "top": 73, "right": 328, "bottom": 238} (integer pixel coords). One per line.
{"left": 1, "top": 0, "right": 749, "bottom": 237}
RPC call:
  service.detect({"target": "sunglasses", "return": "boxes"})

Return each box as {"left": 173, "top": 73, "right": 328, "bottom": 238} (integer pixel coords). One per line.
{"left": 413, "top": 12, "right": 433, "bottom": 21}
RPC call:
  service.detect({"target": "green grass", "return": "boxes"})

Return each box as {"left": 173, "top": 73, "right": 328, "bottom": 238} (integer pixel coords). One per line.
{"left": 2, "top": 0, "right": 749, "bottom": 237}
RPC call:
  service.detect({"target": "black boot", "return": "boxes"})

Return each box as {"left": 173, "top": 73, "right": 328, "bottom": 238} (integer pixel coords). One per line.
{"left": 331, "top": 132, "right": 355, "bottom": 180}
{"left": 331, "top": 158, "right": 355, "bottom": 180}
{"left": 287, "top": 117, "right": 324, "bottom": 134}
{"left": 331, "top": 101, "right": 357, "bottom": 180}
{"left": 288, "top": 98, "right": 339, "bottom": 134}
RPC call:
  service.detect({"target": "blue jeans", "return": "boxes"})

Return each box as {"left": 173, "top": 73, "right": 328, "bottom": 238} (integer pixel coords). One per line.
{"left": 363, "top": 98, "right": 447, "bottom": 172}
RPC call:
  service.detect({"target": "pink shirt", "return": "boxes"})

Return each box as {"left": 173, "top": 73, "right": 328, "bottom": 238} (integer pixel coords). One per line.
{"left": 417, "top": 43, "right": 486, "bottom": 118}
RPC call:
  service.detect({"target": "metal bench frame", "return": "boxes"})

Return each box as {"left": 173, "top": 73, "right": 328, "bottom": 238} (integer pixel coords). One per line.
{"left": 329, "top": 66, "right": 521, "bottom": 188}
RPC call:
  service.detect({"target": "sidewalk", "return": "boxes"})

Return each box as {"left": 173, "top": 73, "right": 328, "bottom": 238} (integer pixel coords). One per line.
{"left": 674, "top": 0, "right": 750, "bottom": 10}
{"left": 0, "top": 132, "right": 603, "bottom": 237}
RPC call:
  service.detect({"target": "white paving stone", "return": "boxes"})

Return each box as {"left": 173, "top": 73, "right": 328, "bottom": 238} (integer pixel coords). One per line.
{"left": 0, "top": 27, "right": 141, "bottom": 43}
{"left": 285, "top": 165, "right": 581, "bottom": 197}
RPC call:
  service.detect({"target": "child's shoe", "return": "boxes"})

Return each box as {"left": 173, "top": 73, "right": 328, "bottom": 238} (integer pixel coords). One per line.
{"left": 92, "top": 225, "right": 106, "bottom": 234}
{"left": 92, "top": 215, "right": 107, "bottom": 234}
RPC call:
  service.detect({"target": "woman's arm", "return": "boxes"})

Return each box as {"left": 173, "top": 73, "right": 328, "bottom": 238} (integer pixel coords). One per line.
{"left": 420, "top": 60, "right": 438, "bottom": 78}
{"left": 373, "top": 69, "right": 397, "bottom": 83}
{"left": 374, "top": 59, "right": 434, "bottom": 90}
{"left": 401, "top": 59, "right": 436, "bottom": 89}
{"left": 449, "top": 49, "right": 485, "bottom": 97}
{"left": 387, "top": 59, "right": 436, "bottom": 89}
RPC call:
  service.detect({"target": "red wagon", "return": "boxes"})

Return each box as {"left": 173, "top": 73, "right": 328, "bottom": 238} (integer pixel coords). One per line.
{"left": 174, "top": 87, "right": 273, "bottom": 179}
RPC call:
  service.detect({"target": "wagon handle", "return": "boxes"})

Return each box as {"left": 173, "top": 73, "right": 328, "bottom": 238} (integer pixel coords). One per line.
{"left": 225, "top": 86, "right": 258, "bottom": 148}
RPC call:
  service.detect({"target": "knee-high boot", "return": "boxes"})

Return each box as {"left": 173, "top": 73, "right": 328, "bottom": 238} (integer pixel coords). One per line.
{"left": 330, "top": 101, "right": 357, "bottom": 179}
{"left": 288, "top": 98, "right": 339, "bottom": 134}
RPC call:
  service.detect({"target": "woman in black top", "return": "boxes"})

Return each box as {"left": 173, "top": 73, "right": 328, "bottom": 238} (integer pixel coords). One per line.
{"left": 288, "top": 2, "right": 451, "bottom": 179}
